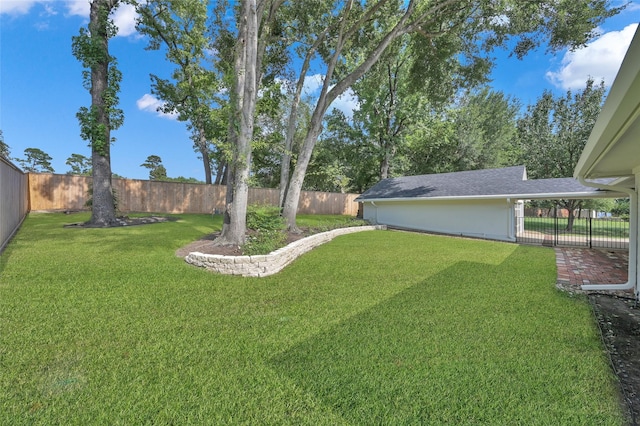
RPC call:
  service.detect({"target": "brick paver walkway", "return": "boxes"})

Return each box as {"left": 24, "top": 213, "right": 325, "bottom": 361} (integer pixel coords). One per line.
{"left": 555, "top": 247, "right": 631, "bottom": 295}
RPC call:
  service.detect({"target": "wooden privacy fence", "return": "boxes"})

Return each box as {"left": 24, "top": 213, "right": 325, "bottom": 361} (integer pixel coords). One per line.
{"left": 28, "top": 173, "right": 361, "bottom": 216}
{"left": 1, "top": 158, "right": 29, "bottom": 252}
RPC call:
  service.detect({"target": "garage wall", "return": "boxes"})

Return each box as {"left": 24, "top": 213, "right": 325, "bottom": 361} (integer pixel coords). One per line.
{"left": 363, "top": 198, "right": 516, "bottom": 242}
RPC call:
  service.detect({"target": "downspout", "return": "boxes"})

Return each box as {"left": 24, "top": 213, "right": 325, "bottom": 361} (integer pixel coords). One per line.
{"left": 577, "top": 177, "right": 637, "bottom": 296}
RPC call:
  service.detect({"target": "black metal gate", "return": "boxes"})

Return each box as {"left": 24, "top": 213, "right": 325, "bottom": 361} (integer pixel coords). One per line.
{"left": 516, "top": 204, "right": 629, "bottom": 250}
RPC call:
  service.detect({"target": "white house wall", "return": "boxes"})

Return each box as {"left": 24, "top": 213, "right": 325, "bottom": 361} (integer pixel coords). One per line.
{"left": 363, "top": 199, "right": 516, "bottom": 242}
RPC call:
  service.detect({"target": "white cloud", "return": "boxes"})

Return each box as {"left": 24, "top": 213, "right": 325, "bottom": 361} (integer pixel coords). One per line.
{"left": 137, "top": 94, "right": 179, "bottom": 120}
{"left": 1, "top": 0, "right": 137, "bottom": 37}
{"left": 546, "top": 23, "right": 638, "bottom": 90}
{"left": 64, "top": 1, "right": 138, "bottom": 37}
{"left": 0, "top": 0, "right": 84, "bottom": 17}
{"left": 302, "top": 74, "right": 325, "bottom": 96}
{"left": 64, "top": 0, "right": 89, "bottom": 17}
{"left": 111, "top": 3, "right": 138, "bottom": 37}
{"left": 0, "top": 1, "right": 40, "bottom": 15}
{"left": 277, "top": 74, "right": 360, "bottom": 118}
{"left": 625, "top": 2, "right": 640, "bottom": 12}
{"left": 330, "top": 88, "right": 360, "bottom": 119}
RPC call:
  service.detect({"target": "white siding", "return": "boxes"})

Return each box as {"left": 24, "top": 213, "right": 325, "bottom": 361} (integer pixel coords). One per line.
{"left": 363, "top": 198, "right": 516, "bottom": 242}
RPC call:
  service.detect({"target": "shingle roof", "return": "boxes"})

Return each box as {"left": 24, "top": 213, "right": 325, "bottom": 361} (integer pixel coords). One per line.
{"left": 355, "top": 166, "right": 617, "bottom": 201}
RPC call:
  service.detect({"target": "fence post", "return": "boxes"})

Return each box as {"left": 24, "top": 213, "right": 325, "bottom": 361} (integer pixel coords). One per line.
{"left": 554, "top": 204, "right": 558, "bottom": 246}
{"left": 589, "top": 210, "right": 593, "bottom": 248}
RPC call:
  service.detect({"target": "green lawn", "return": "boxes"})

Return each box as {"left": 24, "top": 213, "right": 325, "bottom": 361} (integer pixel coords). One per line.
{"left": 0, "top": 213, "right": 626, "bottom": 424}
{"left": 524, "top": 216, "right": 629, "bottom": 238}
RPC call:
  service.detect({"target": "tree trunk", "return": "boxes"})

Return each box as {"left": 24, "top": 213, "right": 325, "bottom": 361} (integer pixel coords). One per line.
{"left": 566, "top": 209, "right": 575, "bottom": 232}
{"left": 197, "top": 129, "right": 212, "bottom": 184}
{"left": 562, "top": 199, "right": 582, "bottom": 232}
{"left": 380, "top": 151, "right": 390, "bottom": 180}
{"left": 282, "top": 110, "right": 325, "bottom": 230}
{"left": 278, "top": 30, "right": 326, "bottom": 208}
{"left": 278, "top": 154, "right": 291, "bottom": 209}
{"left": 281, "top": 6, "right": 413, "bottom": 230}
{"left": 214, "top": 160, "right": 227, "bottom": 185}
{"left": 88, "top": 0, "right": 117, "bottom": 226}
{"left": 215, "top": 0, "right": 258, "bottom": 246}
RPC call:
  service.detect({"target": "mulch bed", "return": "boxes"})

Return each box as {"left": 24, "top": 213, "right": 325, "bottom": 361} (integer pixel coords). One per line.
{"left": 589, "top": 294, "right": 640, "bottom": 425}
{"left": 63, "top": 215, "right": 177, "bottom": 228}
{"left": 175, "top": 229, "right": 312, "bottom": 258}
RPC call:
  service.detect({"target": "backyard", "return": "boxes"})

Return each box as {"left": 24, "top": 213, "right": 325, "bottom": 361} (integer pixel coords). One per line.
{"left": 0, "top": 212, "right": 627, "bottom": 424}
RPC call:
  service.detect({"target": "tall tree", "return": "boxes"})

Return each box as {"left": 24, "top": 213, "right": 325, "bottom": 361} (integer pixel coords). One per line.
{"left": 398, "top": 110, "right": 459, "bottom": 176}
{"left": 352, "top": 39, "right": 423, "bottom": 181}
{"left": 449, "top": 88, "right": 520, "bottom": 170}
{"left": 140, "top": 154, "right": 168, "bottom": 180}
{"left": 215, "top": 0, "right": 261, "bottom": 245}
{"left": 0, "top": 130, "right": 10, "bottom": 160}
{"left": 280, "top": 0, "right": 621, "bottom": 230}
{"left": 136, "top": 0, "right": 221, "bottom": 184}
{"left": 210, "top": 0, "right": 286, "bottom": 246}
{"left": 66, "top": 153, "right": 92, "bottom": 175}
{"left": 518, "top": 78, "right": 607, "bottom": 230}
{"left": 72, "top": 0, "right": 126, "bottom": 226}
{"left": 16, "top": 148, "right": 55, "bottom": 173}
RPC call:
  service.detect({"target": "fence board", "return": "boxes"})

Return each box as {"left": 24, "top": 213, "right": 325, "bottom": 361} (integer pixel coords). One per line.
{"left": 27, "top": 173, "right": 360, "bottom": 216}
{"left": 1, "top": 158, "right": 29, "bottom": 253}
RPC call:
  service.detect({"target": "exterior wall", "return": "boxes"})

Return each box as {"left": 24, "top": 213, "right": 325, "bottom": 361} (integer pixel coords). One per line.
{"left": 363, "top": 198, "right": 517, "bottom": 242}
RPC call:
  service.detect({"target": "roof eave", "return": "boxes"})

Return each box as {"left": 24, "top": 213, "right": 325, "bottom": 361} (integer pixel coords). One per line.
{"left": 357, "top": 191, "right": 625, "bottom": 203}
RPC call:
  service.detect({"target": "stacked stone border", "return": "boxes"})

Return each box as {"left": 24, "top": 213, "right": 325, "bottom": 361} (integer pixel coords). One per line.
{"left": 185, "top": 225, "right": 386, "bottom": 277}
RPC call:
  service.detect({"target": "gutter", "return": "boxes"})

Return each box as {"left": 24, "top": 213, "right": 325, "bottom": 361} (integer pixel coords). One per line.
{"left": 577, "top": 177, "right": 637, "bottom": 298}
{"left": 355, "top": 190, "right": 625, "bottom": 204}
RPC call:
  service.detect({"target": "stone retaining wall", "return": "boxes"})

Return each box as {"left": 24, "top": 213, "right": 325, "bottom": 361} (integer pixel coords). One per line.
{"left": 185, "top": 225, "right": 385, "bottom": 277}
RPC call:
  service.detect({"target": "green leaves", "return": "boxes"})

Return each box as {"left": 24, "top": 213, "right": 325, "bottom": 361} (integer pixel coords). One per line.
{"left": 518, "top": 78, "right": 606, "bottom": 179}
{"left": 0, "top": 130, "right": 9, "bottom": 159}
{"left": 140, "top": 155, "right": 168, "bottom": 180}
{"left": 72, "top": 1, "right": 124, "bottom": 156}
{"left": 15, "top": 148, "right": 55, "bottom": 173}
{"left": 65, "top": 154, "right": 92, "bottom": 175}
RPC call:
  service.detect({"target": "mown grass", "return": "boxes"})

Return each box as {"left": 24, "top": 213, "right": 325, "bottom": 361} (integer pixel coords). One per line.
{"left": 0, "top": 213, "right": 626, "bottom": 424}
{"left": 524, "top": 216, "right": 629, "bottom": 238}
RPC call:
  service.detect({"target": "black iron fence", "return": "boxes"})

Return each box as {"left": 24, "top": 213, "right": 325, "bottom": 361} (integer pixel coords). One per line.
{"left": 516, "top": 211, "right": 629, "bottom": 250}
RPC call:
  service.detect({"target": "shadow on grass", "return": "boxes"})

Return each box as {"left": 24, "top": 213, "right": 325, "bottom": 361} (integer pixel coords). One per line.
{"left": 269, "top": 245, "right": 621, "bottom": 424}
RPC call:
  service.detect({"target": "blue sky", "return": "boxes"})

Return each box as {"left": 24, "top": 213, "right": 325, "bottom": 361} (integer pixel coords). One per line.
{"left": 1, "top": 1, "right": 638, "bottom": 181}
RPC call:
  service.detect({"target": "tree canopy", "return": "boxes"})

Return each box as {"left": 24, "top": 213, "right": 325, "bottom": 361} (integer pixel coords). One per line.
{"left": 517, "top": 78, "right": 608, "bottom": 230}
{"left": 16, "top": 148, "right": 55, "bottom": 173}
{"left": 140, "top": 155, "right": 168, "bottom": 180}
{"left": 0, "top": 131, "right": 9, "bottom": 160}
{"left": 518, "top": 78, "right": 607, "bottom": 180}
{"left": 66, "top": 153, "right": 92, "bottom": 175}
